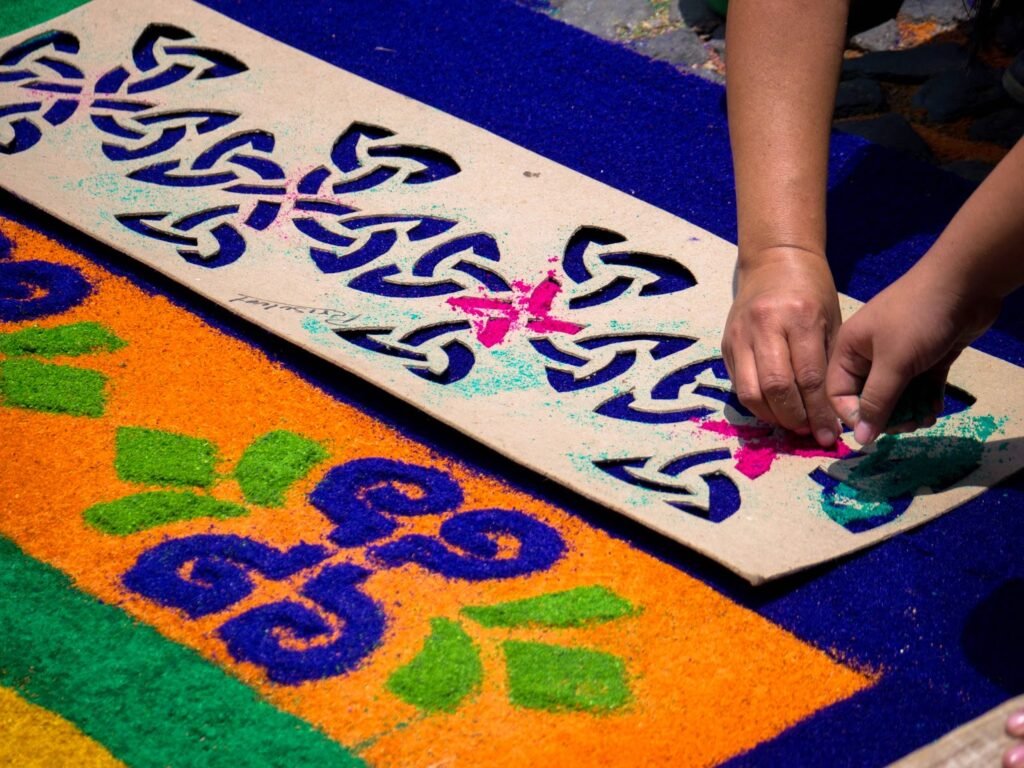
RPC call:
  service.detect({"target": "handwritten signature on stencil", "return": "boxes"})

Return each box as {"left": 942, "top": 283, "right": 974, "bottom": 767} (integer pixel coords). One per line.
{"left": 229, "top": 293, "right": 361, "bottom": 327}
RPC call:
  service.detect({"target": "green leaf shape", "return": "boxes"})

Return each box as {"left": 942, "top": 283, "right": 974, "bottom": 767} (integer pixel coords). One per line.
{"left": 462, "top": 586, "right": 638, "bottom": 628}
{"left": 84, "top": 491, "right": 248, "bottom": 535}
{"left": 234, "top": 430, "right": 329, "bottom": 507}
{"left": 387, "top": 618, "right": 483, "bottom": 713}
{"left": 503, "top": 641, "right": 631, "bottom": 713}
{"left": 0, "top": 358, "right": 107, "bottom": 417}
{"left": 115, "top": 427, "right": 219, "bottom": 488}
{"left": 0, "top": 322, "right": 126, "bottom": 358}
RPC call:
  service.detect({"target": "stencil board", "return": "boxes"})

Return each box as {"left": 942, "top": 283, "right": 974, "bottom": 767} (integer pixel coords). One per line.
{"left": 2, "top": 0, "right": 1022, "bottom": 583}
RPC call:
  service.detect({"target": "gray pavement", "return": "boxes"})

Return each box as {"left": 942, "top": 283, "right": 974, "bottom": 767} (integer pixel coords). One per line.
{"left": 517, "top": 0, "right": 1024, "bottom": 181}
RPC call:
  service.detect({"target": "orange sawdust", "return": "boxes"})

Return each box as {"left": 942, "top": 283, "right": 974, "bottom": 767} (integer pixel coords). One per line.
{"left": 896, "top": 19, "right": 956, "bottom": 49}
{"left": 0, "top": 219, "right": 873, "bottom": 767}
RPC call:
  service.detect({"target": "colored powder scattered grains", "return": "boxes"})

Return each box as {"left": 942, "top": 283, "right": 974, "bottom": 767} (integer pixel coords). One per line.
{"left": 697, "top": 418, "right": 853, "bottom": 479}
{"left": 0, "top": 0, "right": 93, "bottom": 37}
{"left": 83, "top": 490, "right": 248, "bottom": 535}
{"left": 0, "top": 535, "right": 364, "bottom": 767}
{"left": 463, "top": 585, "right": 638, "bottom": 628}
{"left": 446, "top": 276, "right": 583, "bottom": 348}
{"left": 0, "top": 322, "right": 125, "bottom": 358}
{"left": 115, "top": 426, "right": 218, "bottom": 487}
{"left": 821, "top": 414, "right": 1004, "bottom": 525}
{"left": 0, "top": 220, "right": 871, "bottom": 767}
{"left": 0, "top": 357, "right": 106, "bottom": 416}
{"left": 234, "top": 430, "right": 328, "bottom": 506}
{"left": 503, "top": 641, "right": 631, "bottom": 713}
{"left": 387, "top": 618, "right": 483, "bottom": 713}
{"left": 0, "top": 686, "right": 124, "bottom": 768}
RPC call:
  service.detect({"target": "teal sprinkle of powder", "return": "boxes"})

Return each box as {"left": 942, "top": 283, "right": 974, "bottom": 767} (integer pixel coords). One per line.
{"left": 302, "top": 317, "right": 328, "bottom": 336}
{"left": 452, "top": 348, "right": 541, "bottom": 397}
{"left": 820, "top": 414, "right": 1005, "bottom": 526}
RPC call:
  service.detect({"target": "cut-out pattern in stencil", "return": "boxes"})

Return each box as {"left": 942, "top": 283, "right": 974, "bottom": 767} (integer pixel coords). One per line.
{"left": 594, "top": 450, "right": 740, "bottom": 523}
{"left": 561, "top": 226, "right": 697, "bottom": 309}
{"left": 4, "top": 1, "right": 1019, "bottom": 584}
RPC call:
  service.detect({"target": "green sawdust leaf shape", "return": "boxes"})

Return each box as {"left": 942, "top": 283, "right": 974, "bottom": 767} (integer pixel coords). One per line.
{"left": 462, "top": 586, "right": 638, "bottom": 628}
{"left": 234, "top": 430, "right": 329, "bottom": 507}
{"left": 84, "top": 491, "right": 248, "bottom": 535}
{"left": 387, "top": 618, "right": 483, "bottom": 713}
{"left": 0, "top": 358, "right": 107, "bottom": 417}
{"left": 0, "top": 322, "right": 126, "bottom": 358}
{"left": 115, "top": 426, "right": 219, "bottom": 488}
{"left": 503, "top": 641, "right": 631, "bottom": 713}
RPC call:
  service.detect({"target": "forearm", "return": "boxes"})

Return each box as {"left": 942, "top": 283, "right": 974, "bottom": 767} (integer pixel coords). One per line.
{"left": 915, "top": 139, "right": 1024, "bottom": 301}
{"left": 726, "top": 0, "right": 850, "bottom": 264}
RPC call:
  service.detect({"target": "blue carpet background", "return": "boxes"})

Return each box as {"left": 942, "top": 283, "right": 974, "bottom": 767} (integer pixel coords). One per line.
{"left": 5, "top": 0, "right": 1024, "bottom": 764}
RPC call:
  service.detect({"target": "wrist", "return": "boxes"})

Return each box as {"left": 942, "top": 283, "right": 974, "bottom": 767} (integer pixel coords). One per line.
{"left": 736, "top": 243, "right": 828, "bottom": 276}
{"left": 910, "top": 242, "right": 1007, "bottom": 306}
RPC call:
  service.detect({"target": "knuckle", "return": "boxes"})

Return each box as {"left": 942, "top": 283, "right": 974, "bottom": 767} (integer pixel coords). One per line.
{"left": 760, "top": 373, "right": 794, "bottom": 400}
{"left": 795, "top": 366, "right": 826, "bottom": 392}
{"left": 749, "top": 300, "right": 778, "bottom": 327}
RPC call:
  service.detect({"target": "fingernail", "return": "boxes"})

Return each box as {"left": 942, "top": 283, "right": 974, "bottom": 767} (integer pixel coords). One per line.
{"left": 1006, "top": 709, "right": 1024, "bottom": 737}
{"left": 854, "top": 421, "right": 877, "bottom": 445}
{"left": 815, "top": 428, "right": 836, "bottom": 447}
{"left": 1004, "top": 744, "right": 1024, "bottom": 768}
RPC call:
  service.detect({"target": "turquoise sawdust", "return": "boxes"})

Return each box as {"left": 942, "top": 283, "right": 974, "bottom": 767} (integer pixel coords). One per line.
{"left": 115, "top": 426, "right": 219, "bottom": 488}
{"left": 0, "top": 322, "right": 125, "bottom": 358}
{"left": 462, "top": 586, "right": 638, "bottom": 628}
{"left": 386, "top": 618, "right": 482, "bottom": 713}
{"left": 822, "top": 414, "right": 1005, "bottom": 526}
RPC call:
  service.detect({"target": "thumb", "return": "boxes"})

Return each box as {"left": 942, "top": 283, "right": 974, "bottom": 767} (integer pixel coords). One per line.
{"left": 854, "top": 359, "right": 911, "bottom": 445}
{"left": 826, "top": 324, "right": 870, "bottom": 429}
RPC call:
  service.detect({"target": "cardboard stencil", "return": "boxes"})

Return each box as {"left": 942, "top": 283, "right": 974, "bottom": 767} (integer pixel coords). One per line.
{"left": 888, "top": 695, "right": 1024, "bottom": 767}
{"left": 2, "top": 0, "right": 1022, "bottom": 583}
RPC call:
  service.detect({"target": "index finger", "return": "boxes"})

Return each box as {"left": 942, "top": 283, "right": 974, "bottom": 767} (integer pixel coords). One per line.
{"left": 789, "top": 330, "right": 838, "bottom": 447}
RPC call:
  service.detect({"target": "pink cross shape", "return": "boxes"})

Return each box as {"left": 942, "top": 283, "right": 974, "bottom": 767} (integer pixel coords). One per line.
{"left": 446, "top": 275, "right": 585, "bottom": 348}
{"left": 694, "top": 418, "right": 854, "bottom": 480}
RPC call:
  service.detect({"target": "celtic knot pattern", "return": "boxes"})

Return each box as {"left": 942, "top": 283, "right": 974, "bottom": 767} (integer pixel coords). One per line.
{"left": 561, "top": 226, "right": 697, "bottom": 309}
{"left": 0, "top": 22, "right": 755, "bottom": 528}
{"left": 596, "top": 355, "right": 752, "bottom": 424}
{"left": 531, "top": 333, "right": 697, "bottom": 393}
{"left": 94, "top": 23, "right": 247, "bottom": 96}
{"left": 0, "top": 31, "right": 83, "bottom": 153}
{"left": 300, "top": 122, "right": 461, "bottom": 194}
{"left": 335, "top": 322, "right": 476, "bottom": 384}
{"left": 594, "top": 450, "right": 741, "bottom": 523}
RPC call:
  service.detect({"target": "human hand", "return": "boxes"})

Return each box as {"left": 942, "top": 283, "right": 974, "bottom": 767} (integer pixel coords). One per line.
{"left": 722, "top": 247, "right": 843, "bottom": 447}
{"left": 826, "top": 261, "right": 1001, "bottom": 446}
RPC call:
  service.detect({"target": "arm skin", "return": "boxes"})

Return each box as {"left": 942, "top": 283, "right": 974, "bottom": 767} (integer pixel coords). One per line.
{"left": 827, "top": 137, "right": 1024, "bottom": 445}
{"left": 722, "top": 0, "right": 850, "bottom": 447}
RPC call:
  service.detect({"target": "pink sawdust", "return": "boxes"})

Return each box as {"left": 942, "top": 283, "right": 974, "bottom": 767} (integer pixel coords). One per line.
{"left": 696, "top": 419, "right": 853, "bottom": 480}
{"left": 447, "top": 274, "right": 584, "bottom": 347}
